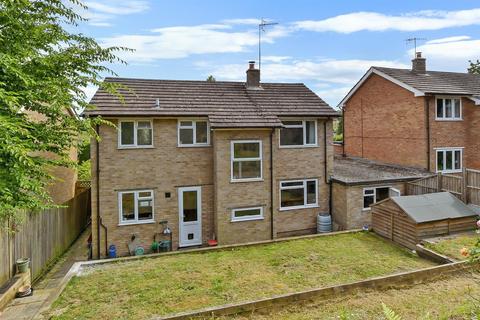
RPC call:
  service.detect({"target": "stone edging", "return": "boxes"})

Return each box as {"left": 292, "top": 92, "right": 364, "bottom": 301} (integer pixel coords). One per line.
{"left": 155, "top": 261, "right": 471, "bottom": 320}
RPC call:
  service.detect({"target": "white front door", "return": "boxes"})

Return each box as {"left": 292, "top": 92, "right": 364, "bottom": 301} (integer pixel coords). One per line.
{"left": 178, "top": 186, "right": 202, "bottom": 247}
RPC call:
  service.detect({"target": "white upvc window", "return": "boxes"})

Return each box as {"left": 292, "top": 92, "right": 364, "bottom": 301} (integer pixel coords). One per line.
{"left": 436, "top": 148, "right": 463, "bottom": 173}
{"left": 118, "top": 120, "right": 153, "bottom": 148}
{"left": 363, "top": 187, "right": 401, "bottom": 210}
{"left": 118, "top": 190, "right": 154, "bottom": 225}
{"left": 231, "top": 206, "right": 264, "bottom": 222}
{"left": 231, "top": 140, "right": 263, "bottom": 182}
{"left": 280, "top": 179, "right": 318, "bottom": 210}
{"left": 280, "top": 120, "right": 317, "bottom": 147}
{"left": 178, "top": 120, "right": 210, "bottom": 146}
{"left": 436, "top": 97, "right": 462, "bottom": 120}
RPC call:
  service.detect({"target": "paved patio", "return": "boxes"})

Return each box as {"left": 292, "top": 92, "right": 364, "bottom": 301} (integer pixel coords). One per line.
{"left": 0, "top": 227, "right": 90, "bottom": 320}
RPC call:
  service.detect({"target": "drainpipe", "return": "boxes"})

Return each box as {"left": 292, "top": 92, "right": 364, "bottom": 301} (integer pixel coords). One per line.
{"left": 95, "top": 124, "right": 101, "bottom": 259}
{"left": 341, "top": 105, "right": 346, "bottom": 157}
{"left": 324, "top": 121, "right": 332, "bottom": 217}
{"left": 425, "top": 96, "right": 431, "bottom": 171}
{"left": 270, "top": 129, "right": 274, "bottom": 240}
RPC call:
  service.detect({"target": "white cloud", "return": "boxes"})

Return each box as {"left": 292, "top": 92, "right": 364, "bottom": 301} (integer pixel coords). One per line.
{"left": 206, "top": 58, "right": 408, "bottom": 84}
{"left": 221, "top": 18, "right": 262, "bottom": 25}
{"left": 294, "top": 8, "right": 480, "bottom": 33}
{"left": 100, "top": 23, "right": 289, "bottom": 61}
{"left": 412, "top": 36, "right": 480, "bottom": 70}
{"left": 79, "top": 0, "right": 149, "bottom": 27}
{"left": 262, "top": 55, "right": 292, "bottom": 63}
{"left": 315, "top": 86, "right": 352, "bottom": 108}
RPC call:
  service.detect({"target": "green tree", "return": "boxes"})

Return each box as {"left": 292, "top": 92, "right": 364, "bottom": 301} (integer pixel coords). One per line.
{"left": 206, "top": 75, "right": 216, "bottom": 82}
{"left": 0, "top": 0, "right": 124, "bottom": 223}
{"left": 468, "top": 60, "right": 480, "bottom": 74}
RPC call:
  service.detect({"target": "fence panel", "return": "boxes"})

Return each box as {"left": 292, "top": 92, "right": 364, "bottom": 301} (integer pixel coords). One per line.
{"left": 0, "top": 190, "right": 90, "bottom": 287}
{"left": 467, "top": 169, "right": 480, "bottom": 206}
{"left": 406, "top": 175, "right": 438, "bottom": 196}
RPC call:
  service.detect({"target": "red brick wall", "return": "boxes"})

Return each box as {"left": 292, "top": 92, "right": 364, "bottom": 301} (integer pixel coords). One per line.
{"left": 344, "top": 74, "right": 427, "bottom": 169}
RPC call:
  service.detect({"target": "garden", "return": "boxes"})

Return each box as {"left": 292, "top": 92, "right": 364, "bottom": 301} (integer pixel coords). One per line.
{"left": 46, "top": 232, "right": 435, "bottom": 319}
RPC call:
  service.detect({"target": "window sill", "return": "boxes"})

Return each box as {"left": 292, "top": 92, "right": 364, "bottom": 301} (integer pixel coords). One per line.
{"left": 117, "top": 145, "right": 155, "bottom": 150}
{"left": 362, "top": 208, "right": 372, "bottom": 212}
{"left": 437, "top": 170, "right": 463, "bottom": 174}
{"left": 435, "top": 118, "right": 463, "bottom": 122}
{"left": 279, "top": 145, "right": 318, "bottom": 149}
{"left": 231, "top": 217, "right": 264, "bottom": 223}
{"left": 177, "top": 144, "right": 211, "bottom": 148}
{"left": 230, "top": 178, "right": 264, "bottom": 183}
{"left": 279, "top": 205, "right": 318, "bottom": 212}
{"left": 118, "top": 220, "right": 155, "bottom": 226}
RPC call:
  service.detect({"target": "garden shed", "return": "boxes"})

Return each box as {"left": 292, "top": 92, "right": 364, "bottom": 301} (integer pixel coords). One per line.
{"left": 371, "top": 192, "right": 479, "bottom": 249}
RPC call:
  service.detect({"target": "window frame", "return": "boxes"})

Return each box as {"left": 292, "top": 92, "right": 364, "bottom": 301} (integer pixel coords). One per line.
{"left": 435, "top": 147, "right": 463, "bottom": 173}
{"left": 231, "top": 206, "right": 264, "bottom": 222}
{"left": 118, "top": 119, "right": 154, "bottom": 149}
{"left": 177, "top": 119, "right": 210, "bottom": 147}
{"left": 279, "top": 120, "right": 318, "bottom": 148}
{"left": 435, "top": 96, "right": 462, "bottom": 121}
{"left": 118, "top": 189, "right": 155, "bottom": 226}
{"left": 279, "top": 178, "right": 318, "bottom": 211}
{"left": 230, "top": 140, "right": 263, "bottom": 182}
{"left": 362, "top": 186, "right": 400, "bottom": 211}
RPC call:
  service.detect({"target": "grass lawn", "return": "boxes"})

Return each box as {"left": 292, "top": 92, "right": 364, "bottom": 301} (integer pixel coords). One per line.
{"left": 221, "top": 271, "right": 480, "bottom": 319}
{"left": 424, "top": 232, "right": 479, "bottom": 261}
{"left": 46, "top": 232, "right": 435, "bottom": 319}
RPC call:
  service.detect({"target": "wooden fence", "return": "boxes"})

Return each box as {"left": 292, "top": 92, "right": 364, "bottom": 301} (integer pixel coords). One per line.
{"left": 0, "top": 190, "right": 90, "bottom": 287}
{"left": 406, "top": 169, "right": 480, "bottom": 206}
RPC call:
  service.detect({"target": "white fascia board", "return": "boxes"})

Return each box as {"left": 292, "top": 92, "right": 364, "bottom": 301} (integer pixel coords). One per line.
{"left": 468, "top": 96, "right": 480, "bottom": 105}
{"left": 337, "top": 67, "right": 425, "bottom": 108}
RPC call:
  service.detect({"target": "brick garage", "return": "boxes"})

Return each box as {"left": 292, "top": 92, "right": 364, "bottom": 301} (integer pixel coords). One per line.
{"left": 331, "top": 156, "right": 429, "bottom": 230}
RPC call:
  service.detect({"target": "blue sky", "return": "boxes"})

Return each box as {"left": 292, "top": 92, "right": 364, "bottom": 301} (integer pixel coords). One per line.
{"left": 76, "top": 1, "right": 480, "bottom": 106}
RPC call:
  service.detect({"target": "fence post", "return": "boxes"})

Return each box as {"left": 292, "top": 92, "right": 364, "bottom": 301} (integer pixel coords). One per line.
{"left": 463, "top": 168, "right": 468, "bottom": 204}
{"left": 437, "top": 173, "right": 442, "bottom": 192}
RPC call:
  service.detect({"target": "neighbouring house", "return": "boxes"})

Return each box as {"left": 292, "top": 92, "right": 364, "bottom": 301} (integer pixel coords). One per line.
{"left": 371, "top": 192, "right": 478, "bottom": 249}
{"left": 331, "top": 156, "right": 429, "bottom": 230}
{"left": 338, "top": 52, "right": 480, "bottom": 173}
{"left": 85, "top": 61, "right": 338, "bottom": 258}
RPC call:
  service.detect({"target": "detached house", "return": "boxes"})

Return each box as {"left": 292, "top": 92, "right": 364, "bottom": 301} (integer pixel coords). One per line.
{"left": 339, "top": 53, "right": 480, "bottom": 173}
{"left": 86, "top": 62, "right": 338, "bottom": 258}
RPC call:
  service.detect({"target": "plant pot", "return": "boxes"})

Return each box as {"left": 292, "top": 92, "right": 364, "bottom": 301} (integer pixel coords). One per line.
{"left": 16, "top": 258, "right": 30, "bottom": 273}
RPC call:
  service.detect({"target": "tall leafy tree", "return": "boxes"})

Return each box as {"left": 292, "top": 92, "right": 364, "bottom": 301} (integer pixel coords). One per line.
{"left": 468, "top": 60, "right": 480, "bottom": 74}
{"left": 0, "top": 0, "right": 124, "bottom": 223}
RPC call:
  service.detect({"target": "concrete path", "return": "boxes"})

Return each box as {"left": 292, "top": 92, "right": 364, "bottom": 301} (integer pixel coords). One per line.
{"left": 0, "top": 227, "right": 90, "bottom": 320}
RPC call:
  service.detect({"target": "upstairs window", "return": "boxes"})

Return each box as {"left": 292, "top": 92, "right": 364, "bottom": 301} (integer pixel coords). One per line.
{"left": 178, "top": 120, "right": 209, "bottom": 146}
{"left": 119, "top": 190, "right": 154, "bottom": 225}
{"left": 436, "top": 148, "right": 462, "bottom": 173}
{"left": 436, "top": 97, "right": 461, "bottom": 120}
{"left": 231, "top": 141, "right": 262, "bottom": 181}
{"left": 119, "top": 120, "right": 153, "bottom": 148}
{"left": 280, "top": 120, "right": 317, "bottom": 147}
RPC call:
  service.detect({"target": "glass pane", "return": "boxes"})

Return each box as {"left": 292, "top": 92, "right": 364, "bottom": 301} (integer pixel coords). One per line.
{"left": 137, "top": 128, "right": 152, "bottom": 145}
{"left": 437, "top": 151, "right": 444, "bottom": 171}
{"left": 195, "top": 121, "right": 208, "bottom": 144}
{"left": 364, "top": 189, "right": 374, "bottom": 195}
{"left": 445, "top": 99, "right": 452, "bottom": 118}
{"left": 306, "top": 121, "right": 316, "bottom": 144}
{"left": 233, "top": 160, "right": 261, "bottom": 179}
{"left": 121, "top": 193, "right": 135, "bottom": 221}
{"left": 180, "top": 121, "right": 192, "bottom": 127}
{"left": 363, "top": 195, "right": 374, "bottom": 209}
{"left": 280, "top": 127, "right": 303, "bottom": 146}
{"left": 454, "top": 150, "right": 461, "bottom": 170}
{"left": 180, "top": 128, "right": 194, "bottom": 144}
{"left": 454, "top": 99, "right": 461, "bottom": 118}
{"left": 138, "top": 191, "right": 152, "bottom": 198}
{"left": 183, "top": 191, "right": 197, "bottom": 222}
{"left": 282, "top": 121, "right": 302, "bottom": 126}
{"left": 281, "top": 188, "right": 305, "bottom": 208}
{"left": 120, "top": 122, "right": 134, "bottom": 145}
{"left": 436, "top": 99, "right": 443, "bottom": 118}
{"left": 234, "top": 142, "right": 260, "bottom": 158}
{"left": 234, "top": 208, "right": 261, "bottom": 218}
{"left": 376, "top": 188, "right": 389, "bottom": 202}
{"left": 306, "top": 180, "right": 316, "bottom": 204}
{"left": 281, "top": 181, "right": 304, "bottom": 187}
{"left": 138, "top": 199, "right": 153, "bottom": 220}
{"left": 446, "top": 151, "right": 453, "bottom": 170}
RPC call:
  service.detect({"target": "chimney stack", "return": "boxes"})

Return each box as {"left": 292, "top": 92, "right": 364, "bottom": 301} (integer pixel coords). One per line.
{"left": 412, "top": 52, "right": 426, "bottom": 73}
{"left": 246, "top": 61, "right": 260, "bottom": 89}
